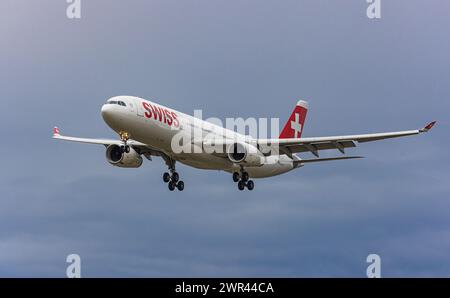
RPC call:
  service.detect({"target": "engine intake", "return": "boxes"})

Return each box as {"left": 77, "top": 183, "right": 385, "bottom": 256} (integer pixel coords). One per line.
{"left": 227, "top": 142, "right": 264, "bottom": 167}
{"left": 106, "top": 144, "right": 143, "bottom": 168}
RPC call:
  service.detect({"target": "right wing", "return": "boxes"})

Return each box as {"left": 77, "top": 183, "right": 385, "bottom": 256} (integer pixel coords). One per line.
{"left": 257, "top": 121, "right": 436, "bottom": 158}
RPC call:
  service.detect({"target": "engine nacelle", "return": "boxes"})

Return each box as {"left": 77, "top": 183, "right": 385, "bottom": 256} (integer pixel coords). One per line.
{"left": 227, "top": 142, "right": 264, "bottom": 167}
{"left": 106, "top": 144, "right": 143, "bottom": 168}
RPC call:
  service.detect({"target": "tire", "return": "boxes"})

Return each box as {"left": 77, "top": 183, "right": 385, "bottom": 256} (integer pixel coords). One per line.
{"left": 168, "top": 181, "right": 176, "bottom": 191}
{"left": 241, "top": 172, "right": 249, "bottom": 182}
{"left": 120, "top": 145, "right": 125, "bottom": 153}
{"left": 238, "top": 181, "right": 245, "bottom": 191}
{"left": 163, "top": 172, "right": 171, "bottom": 183}
{"left": 177, "top": 181, "right": 184, "bottom": 191}
{"left": 171, "top": 172, "right": 179, "bottom": 183}
{"left": 247, "top": 180, "right": 254, "bottom": 191}
{"left": 232, "top": 172, "right": 240, "bottom": 182}
{"left": 125, "top": 145, "right": 130, "bottom": 153}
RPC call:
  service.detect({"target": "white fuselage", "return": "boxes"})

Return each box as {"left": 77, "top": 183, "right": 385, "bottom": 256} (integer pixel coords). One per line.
{"left": 101, "top": 96, "right": 297, "bottom": 178}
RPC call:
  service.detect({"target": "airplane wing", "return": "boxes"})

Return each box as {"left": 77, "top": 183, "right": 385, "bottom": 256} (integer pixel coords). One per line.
{"left": 258, "top": 121, "right": 436, "bottom": 157}
{"left": 52, "top": 127, "right": 162, "bottom": 157}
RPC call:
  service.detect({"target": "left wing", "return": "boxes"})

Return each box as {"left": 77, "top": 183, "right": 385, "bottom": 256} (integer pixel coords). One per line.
{"left": 258, "top": 121, "right": 436, "bottom": 157}
{"left": 52, "top": 127, "right": 162, "bottom": 157}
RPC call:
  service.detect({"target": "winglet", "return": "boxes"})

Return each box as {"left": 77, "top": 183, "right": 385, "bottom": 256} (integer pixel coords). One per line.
{"left": 419, "top": 121, "right": 436, "bottom": 133}
{"left": 53, "top": 126, "right": 61, "bottom": 137}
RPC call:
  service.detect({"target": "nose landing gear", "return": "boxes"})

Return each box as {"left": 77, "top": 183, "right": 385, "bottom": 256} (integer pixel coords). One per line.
{"left": 232, "top": 168, "right": 254, "bottom": 191}
{"left": 119, "top": 131, "right": 131, "bottom": 153}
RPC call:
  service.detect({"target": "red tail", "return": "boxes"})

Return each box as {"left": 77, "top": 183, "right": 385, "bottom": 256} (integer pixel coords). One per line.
{"left": 279, "top": 100, "right": 308, "bottom": 139}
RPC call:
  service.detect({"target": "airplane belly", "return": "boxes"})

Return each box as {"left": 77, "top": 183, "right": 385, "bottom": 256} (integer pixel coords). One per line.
{"left": 245, "top": 162, "right": 294, "bottom": 178}
{"left": 225, "top": 155, "right": 295, "bottom": 178}
{"left": 176, "top": 153, "right": 232, "bottom": 170}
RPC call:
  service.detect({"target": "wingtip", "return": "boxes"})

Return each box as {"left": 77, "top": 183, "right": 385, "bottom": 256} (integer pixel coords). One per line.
{"left": 53, "top": 126, "right": 60, "bottom": 137}
{"left": 420, "top": 121, "right": 436, "bottom": 132}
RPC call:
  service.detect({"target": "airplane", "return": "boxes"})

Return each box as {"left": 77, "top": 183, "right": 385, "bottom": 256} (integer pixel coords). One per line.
{"left": 53, "top": 96, "right": 436, "bottom": 191}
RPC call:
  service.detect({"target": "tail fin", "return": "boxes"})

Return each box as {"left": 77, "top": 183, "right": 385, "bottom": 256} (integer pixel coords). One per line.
{"left": 279, "top": 100, "right": 308, "bottom": 139}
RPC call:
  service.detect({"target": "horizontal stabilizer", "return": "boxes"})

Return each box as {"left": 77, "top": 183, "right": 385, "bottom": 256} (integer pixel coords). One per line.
{"left": 294, "top": 156, "right": 364, "bottom": 165}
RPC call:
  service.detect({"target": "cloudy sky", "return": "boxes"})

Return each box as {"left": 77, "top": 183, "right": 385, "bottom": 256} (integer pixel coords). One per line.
{"left": 0, "top": 0, "right": 449, "bottom": 277}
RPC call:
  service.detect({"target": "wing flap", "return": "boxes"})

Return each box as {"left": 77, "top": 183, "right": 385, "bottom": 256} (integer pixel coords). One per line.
{"left": 285, "top": 140, "right": 356, "bottom": 153}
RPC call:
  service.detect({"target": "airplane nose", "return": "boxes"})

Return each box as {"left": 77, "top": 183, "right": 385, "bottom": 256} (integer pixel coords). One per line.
{"left": 101, "top": 104, "right": 115, "bottom": 123}
{"left": 101, "top": 103, "right": 108, "bottom": 116}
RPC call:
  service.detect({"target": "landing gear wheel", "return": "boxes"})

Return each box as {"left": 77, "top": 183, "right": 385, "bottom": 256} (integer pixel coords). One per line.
{"left": 247, "top": 180, "right": 254, "bottom": 191}
{"left": 171, "top": 172, "right": 179, "bottom": 183}
{"left": 125, "top": 145, "right": 130, "bottom": 153}
{"left": 162, "top": 155, "right": 182, "bottom": 191}
{"left": 163, "top": 172, "right": 171, "bottom": 183}
{"left": 238, "top": 181, "right": 245, "bottom": 191}
{"left": 177, "top": 181, "right": 184, "bottom": 191}
{"left": 241, "top": 172, "right": 249, "bottom": 182}
{"left": 232, "top": 172, "right": 240, "bottom": 183}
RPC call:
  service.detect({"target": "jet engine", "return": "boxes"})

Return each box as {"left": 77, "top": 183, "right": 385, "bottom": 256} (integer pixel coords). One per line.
{"left": 227, "top": 142, "right": 264, "bottom": 167}
{"left": 106, "top": 144, "right": 143, "bottom": 168}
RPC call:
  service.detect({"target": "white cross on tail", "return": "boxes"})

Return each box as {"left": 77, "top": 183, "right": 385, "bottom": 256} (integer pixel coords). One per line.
{"left": 291, "top": 113, "right": 302, "bottom": 138}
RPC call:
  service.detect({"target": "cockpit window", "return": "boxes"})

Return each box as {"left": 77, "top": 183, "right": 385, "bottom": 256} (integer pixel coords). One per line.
{"left": 106, "top": 100, "right": 126, "bottom": 107}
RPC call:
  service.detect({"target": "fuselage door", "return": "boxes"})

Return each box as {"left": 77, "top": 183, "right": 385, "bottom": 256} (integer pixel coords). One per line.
{"left": 132, "top": 98, "right": 144, "bottom": 117}
{"left": 124, "top": 97, "right": 136, "bottom": 115}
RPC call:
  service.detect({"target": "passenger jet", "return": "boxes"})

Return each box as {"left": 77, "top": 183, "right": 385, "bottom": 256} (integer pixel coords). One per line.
{"left": 53, "top": 96, "right": 435, "bottom": 191}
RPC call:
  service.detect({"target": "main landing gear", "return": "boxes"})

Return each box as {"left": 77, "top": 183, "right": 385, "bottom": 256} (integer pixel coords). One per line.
{"left": 233, "top": 168, "right": 254, "bottom": 191}
{"left": 119, "top": 131, "right": 131, "bottom": 153}
{"left": 163, "top": 171, "right": 184, "bottom": 191}
{"left": 162, "top": 156, "right": 184, "bottom": 191}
